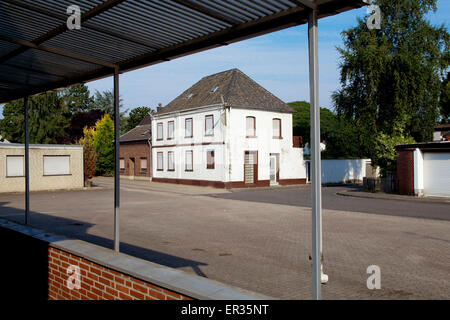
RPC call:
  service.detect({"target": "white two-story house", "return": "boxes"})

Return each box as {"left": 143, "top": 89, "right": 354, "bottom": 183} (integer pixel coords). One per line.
{"left": 151, "top": 68, "right": 306, "bottom": 188}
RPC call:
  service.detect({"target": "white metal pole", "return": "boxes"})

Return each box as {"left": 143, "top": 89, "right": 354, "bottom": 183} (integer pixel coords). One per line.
{"left": 114, "top": 67, "right": 120, "bottom": 252}
{"left": 24, "top": 96, "right": 30, "bottom": 225}
{"left": 308, "top": 9, "right": 322, "bottom": 300}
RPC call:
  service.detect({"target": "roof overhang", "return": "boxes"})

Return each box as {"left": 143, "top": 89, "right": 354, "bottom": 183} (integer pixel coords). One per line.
{"left": 0, "top": 0, "right": 367, "bottom": 104}
{"left": 395, "top": 142, "right": 450, "bottom": 151}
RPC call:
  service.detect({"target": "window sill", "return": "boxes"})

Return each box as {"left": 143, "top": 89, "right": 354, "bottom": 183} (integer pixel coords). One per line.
{"left": 246, "top": 136, "right": 257, "bottom": 138}
{"left": 272, "top": 136, "right": 283, "bottom": 139}
{"left": 167, "top": 169, "right": 175, "bottom": 172}
{"left": 185, "top": 169, "right": 193, "bottom": 172}
{"left": 43, "top": 174, "right": 72, "bottom": 177}
{"left": 157, "top": 169, "right": 163, "bottom": 171}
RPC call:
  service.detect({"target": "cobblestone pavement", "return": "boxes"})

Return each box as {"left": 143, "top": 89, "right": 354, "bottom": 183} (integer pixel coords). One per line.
{"left": 0, "top": 177, "right": 448, "bottom": 299}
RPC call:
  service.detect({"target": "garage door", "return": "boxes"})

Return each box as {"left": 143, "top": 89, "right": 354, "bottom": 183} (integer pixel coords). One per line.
{"left": 423, "top": 152, "right": 450, "bottom": 197}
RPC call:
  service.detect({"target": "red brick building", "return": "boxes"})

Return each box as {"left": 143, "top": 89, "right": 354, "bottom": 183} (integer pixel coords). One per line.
{"left": 119, "top": 114, "right": 152, "bottom": 180}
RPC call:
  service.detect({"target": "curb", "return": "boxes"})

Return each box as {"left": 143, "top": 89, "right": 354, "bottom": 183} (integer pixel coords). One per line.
{"left": 336, "top": 190, "right": 450, "bottom": 204}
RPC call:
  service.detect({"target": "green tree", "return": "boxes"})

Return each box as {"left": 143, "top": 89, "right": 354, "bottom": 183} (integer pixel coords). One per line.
{"left": 123, "top": 106, "right": 152, "bottom": 132}
{"left": 92, "top": 114, "right": 114, "bottom": 176}
{"left": 440, "top": 72, "right": 450, "bottom": 123}
{"left": 77, "top": 126, "right": 97, "bottom": 186}
{"left": 60, "top": 84, "right": 94, "bottom": 113}
{"left": 333, "top": 0, "right": 449, "bottom": 171}
{"left": 289, "top": 101, "right": 339, "bottom": 146}
{"left": 92, "top": 89, "right": 128, "bottom": 133}
{"left": 0, "top": 92, "right": 70, "bottom": 144}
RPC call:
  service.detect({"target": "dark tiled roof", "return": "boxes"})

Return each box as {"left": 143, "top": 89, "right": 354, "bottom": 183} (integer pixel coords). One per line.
{"left": 157, "top": 69, "right": 294, "bottom": 114}
{"left": 138, "top": 113, "right": 152, "bottom": 126}
{"left": 120, "top": 115, "right": 151, "bottom": 143}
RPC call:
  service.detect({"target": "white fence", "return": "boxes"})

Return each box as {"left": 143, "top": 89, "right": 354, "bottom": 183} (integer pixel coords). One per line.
{"left": 306, "top": 159, "right": 377, "bottom": 184}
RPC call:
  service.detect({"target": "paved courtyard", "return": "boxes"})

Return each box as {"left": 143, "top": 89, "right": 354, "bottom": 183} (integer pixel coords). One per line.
{"left": 0, "top": 177, "right": 448, "bottom": 299}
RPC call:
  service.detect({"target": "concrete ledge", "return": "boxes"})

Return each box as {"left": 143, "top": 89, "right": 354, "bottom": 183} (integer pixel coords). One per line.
{"left": 0, "top": 218, "right": 274, "bottom": 300}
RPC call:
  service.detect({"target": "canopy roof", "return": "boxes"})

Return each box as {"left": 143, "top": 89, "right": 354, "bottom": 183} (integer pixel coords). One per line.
{"left": 0, "top": 0, "right": 365, "bottom": 104}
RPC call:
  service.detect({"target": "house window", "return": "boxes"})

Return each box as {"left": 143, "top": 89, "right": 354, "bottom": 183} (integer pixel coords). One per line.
{"left": 6, "top": 155, "right": 24, "bottom": 177}
{"left": 185, "top": 118, "right": 193, "bottom": 138}
{"left": 157, "top": 152, "right": 163, "bottom": 171}
{"left": 185, "top": 150, "right": 193, "bottom": 171}
{"left": 120, "top": 158, "right": 125, "bottom": 170}
{"left": 273, "top": 118, "right": 282, "bottom": 139}
{"left": 168, "top": 152, "right": 175, "bottom": 171}
{"left": 205, "top": 115, "right": 214, "bottom": 136}
{"left": 168, "top": 121, "right": 174, "bottom": 140}
{"left": 43, "top": 155, "right": 70, "bottom": 176}
{"left": 246, "top": 116, "right": 256, "bottom": 137}
{"left": 140, "top": 158, "right": 147, "bottom": 172}
{"left": 157, "top": 123, "right": 163, "bottom": 140}
{"left": 206, "top": 150, "right": 215, "bottom": 169}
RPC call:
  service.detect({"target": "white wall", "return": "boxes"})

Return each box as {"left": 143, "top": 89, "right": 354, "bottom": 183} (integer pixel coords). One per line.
{"left": 413, "top": 148, "right": 424, "bottom": 196}
{"left": 152, "top": 106, "right": 306, "bottom": 184}
{"left": 228, "top": 108, "right": 305, "bottom": 182}
{"left": 152, "top": 106, "right": 226, "bottom": 181}
{"left": 320, "top": 159, "right": 370, "bottom": 184}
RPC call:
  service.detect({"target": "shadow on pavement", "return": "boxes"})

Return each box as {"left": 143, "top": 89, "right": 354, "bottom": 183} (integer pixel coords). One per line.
{"left": 0, "top": 201, "right": 208, "bottom": 278}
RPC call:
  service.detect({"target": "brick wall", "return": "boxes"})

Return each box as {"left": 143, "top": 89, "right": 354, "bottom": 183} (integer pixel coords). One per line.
{"left": 397, "top": 150, "right": 414, "bottom": 195}
{"left": 119, "top": 141, "right": 151, "bottom": 178}
{"left": 1, "top": 218, "right": 270, "bottom": 301}
{"left": 48, "top": 246, "right": 192, "bottom": 300}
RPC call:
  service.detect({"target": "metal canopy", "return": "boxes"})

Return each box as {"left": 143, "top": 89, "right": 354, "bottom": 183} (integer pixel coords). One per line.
{"left": 1, "top": 0, "right": 367, "bottom": 300}
{"left": 0, "top": 0, "right": 365, "bottom": 104}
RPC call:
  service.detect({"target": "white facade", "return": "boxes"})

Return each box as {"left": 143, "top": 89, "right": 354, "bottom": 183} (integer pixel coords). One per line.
{"left": 151, "top": 105, "right": 306, "bottom": 187}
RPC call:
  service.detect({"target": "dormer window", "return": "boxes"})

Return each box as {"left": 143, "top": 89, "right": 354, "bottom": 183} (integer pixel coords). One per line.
{"left": 186, "top": 93, "right": 193, "bottom": 99}
{"left": 210, "top": 86, "right": 219, "bottom": 93}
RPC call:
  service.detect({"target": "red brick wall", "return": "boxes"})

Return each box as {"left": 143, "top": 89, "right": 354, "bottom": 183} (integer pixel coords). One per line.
{"left": 48, "top": 246, "right": 193, "bottom": 300}
{"left": 120, "top": 141, "right": 151, "bottom": 178}
{"left": 397, "top": 150, "right": 414, "bottom": 195}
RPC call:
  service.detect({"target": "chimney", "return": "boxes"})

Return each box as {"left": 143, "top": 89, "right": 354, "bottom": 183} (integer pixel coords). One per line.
{"left": 157, "top": 103, "right": 162, "bottom": 112}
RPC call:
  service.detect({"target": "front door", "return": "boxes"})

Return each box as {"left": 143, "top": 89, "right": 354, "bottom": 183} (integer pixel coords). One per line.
{"left": 244, "top": 151, "right": 257, "bottom": 184}
{"left": 129, "top": 158, "right": 135, "bottom": 179}
{"left": 270, "top": 154, "right": 278, "bottom": 185}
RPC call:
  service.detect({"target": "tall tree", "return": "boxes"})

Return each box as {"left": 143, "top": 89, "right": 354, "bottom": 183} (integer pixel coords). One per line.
{"left": 92, "top": 114, "right": 114, "bottom": 176}
{"left": 92, "top": 89, "right": 128, "bottom": 133}
{"left": 60, "top": 84, "right": 94, "bottom": 113}
{"left": 440, "top": 72, "right": 450, "bottom": 123}
{"left": 333, "top": 0, "right": 449, "bottom": 171}
{"left": 123, "top": 106, "right": 153, "bottom": 132}
{"left": 77, "top": 126, "right": 97, "bottom": 186}
{"left": 0, "top": 92, "right": 70, "bottom": 144}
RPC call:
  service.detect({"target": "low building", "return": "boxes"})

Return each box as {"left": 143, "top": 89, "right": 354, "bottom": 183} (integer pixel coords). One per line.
{"left": 0, "top": 143, "right": 83, "bottom": 193}
{"left": 151, "top": 68, "right": 306, "bottom": 188}
{"left": 433, "top": 124, "right": 450, "bottom": 141}
{"left": 396, "top": 141, "right": 450, "bottom": 197}
{"left": 119, "top": 114, "right": 152, "bottom": 180}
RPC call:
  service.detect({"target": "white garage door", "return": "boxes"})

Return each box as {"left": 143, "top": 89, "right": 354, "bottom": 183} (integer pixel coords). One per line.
{"left": 423, "top": 152, "right": 450, "bottom": 197}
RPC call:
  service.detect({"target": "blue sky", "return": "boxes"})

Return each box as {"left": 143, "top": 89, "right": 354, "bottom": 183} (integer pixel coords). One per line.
{"left": 1, "top": 1, "right": 449, "bottom": 117}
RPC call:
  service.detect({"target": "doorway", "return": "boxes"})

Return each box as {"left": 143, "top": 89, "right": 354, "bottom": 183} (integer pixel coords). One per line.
{"left": 244, "top": 151, "right": 257, "bottom": 184}
{"left": 270, "top": 153, "right": 279, "bottom": 185}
